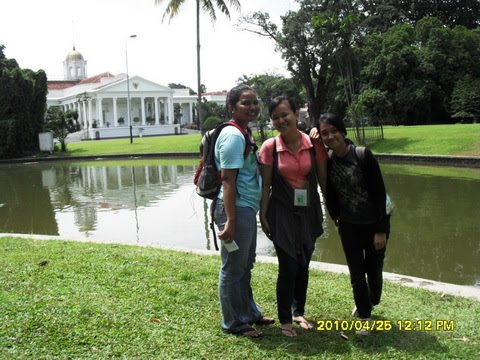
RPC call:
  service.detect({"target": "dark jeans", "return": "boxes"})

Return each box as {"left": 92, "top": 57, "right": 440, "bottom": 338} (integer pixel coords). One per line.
{"left": 338, "top": 221, "right": 387, "bottom": 319}
{"left": 274, "top": 244, "right": 312, "bottom": 325}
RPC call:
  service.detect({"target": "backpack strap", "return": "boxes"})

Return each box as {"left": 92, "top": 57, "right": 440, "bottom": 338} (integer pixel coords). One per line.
{"left": 354, "top": 146, "right": 366, "bottom": 171}
{"left": 327, "top": 146, "right": 366, "bottom": 169}
{"left": 226, "top": 121, "right": 256, "bottom": 159}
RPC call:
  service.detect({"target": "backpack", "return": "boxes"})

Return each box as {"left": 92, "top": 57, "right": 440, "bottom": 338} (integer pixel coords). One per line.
{"left": 193, "top": 121, "right": 255, "bottom": 250}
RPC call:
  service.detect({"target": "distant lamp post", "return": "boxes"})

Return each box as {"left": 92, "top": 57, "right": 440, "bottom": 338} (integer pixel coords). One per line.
{"left": 125, "top": 34, "right": 137, "bottom": 144}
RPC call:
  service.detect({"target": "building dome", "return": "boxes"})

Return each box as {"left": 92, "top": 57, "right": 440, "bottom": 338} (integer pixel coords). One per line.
{"left": 63, "top": 46, "right": 87, "bottom": 80}
{"left": 65, "top": 47, "right": 84, "bottom": 61}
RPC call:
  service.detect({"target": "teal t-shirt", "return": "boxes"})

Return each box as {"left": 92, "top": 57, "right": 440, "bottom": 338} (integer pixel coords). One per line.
{"left": 214, "top": 125, "right": 261, "bottom": 212}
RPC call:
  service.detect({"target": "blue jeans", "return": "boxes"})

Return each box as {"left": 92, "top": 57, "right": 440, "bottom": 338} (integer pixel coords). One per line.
{"left": 214, "top": 199, "right": 262, "bottom": 333}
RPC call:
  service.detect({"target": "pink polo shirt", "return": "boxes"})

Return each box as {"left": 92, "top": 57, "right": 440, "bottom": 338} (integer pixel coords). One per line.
{"left": 259, "top": 131, "right": 328, "bottom": 189}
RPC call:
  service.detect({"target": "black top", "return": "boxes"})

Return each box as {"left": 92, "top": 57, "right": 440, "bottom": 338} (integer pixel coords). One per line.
{"left": 326, "top": 146, "right": 389, "bottom": 233}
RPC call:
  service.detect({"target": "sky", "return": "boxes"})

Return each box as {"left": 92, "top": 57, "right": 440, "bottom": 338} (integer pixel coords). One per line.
{"left": 1, "top": 0, "right": 299, "bottom": 92}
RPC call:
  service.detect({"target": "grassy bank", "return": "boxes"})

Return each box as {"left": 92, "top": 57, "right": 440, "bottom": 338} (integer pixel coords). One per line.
{"left": 370, "top": 124, "right": 480, "bottom": 156}
{"left": 57, "top": 124, "right": 479, "bottom": 158}
{"left": 1, "top": 237, "right": 479, "bottom": 359}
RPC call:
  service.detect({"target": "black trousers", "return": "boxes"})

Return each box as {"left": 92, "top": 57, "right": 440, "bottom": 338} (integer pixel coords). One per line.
{"left": 338, "top": 221, "right": 387, "bottom": 319}
{"left": 274, "top": 243, "right": 312, "bottom": 325}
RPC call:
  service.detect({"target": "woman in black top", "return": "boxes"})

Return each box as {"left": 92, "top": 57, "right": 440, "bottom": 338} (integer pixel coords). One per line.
{"left": 318, "top": 113, "right": 390, "bottom": 335}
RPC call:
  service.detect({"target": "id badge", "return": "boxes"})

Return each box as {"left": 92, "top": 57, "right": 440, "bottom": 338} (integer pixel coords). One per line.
{"left": 294, "top": 189, "right": 308, "bottom": 207}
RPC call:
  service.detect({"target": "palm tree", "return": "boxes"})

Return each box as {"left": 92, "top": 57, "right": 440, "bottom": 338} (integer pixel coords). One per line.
{"left": 155, "top": 0, "right": 241, "bottom": 129}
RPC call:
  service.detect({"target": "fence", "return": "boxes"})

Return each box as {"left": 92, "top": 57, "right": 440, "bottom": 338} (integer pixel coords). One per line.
{"left": 349, "top": 123, "right": 384, "bottom": 145}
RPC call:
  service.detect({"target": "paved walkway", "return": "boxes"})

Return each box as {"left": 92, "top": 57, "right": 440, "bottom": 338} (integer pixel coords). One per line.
{"left": 2, "top": 233, "right": 479, "bottom": 302}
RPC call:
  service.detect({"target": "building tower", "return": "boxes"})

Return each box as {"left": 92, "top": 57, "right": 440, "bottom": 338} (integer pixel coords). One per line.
{"left": 63, "top": 46, "right": 87, "bottom": 80}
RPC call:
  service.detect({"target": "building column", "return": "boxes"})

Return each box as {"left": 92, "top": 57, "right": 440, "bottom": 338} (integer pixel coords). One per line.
{"left": 82, "top": 101, "right": 87, "bottom": 129}
{"left": 189, "top": 102, "right": 193, "bottom": 125}
{"left": 87, "top": 99, "right": 93, "bottom": 129}
{"left": 97, "top": 97, "right": 103, "bottom": 127}
{"left": 154, "top": 97, "right": 159, "bottom": 125}
{"left": 163, "top": 101, "right": 167, "bottom": 124}
{"left": 113, "top": 97, "right": 118, "bottom": 126}
{"left": 141, "top": 96, "right": 146, "bottom": 125}
{"left": 168, "top": 97, "right": 174, "bottom": 125}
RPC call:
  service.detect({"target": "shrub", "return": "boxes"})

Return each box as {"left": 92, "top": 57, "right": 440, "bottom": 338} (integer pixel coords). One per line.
{"left": 202, "top": 116, "right": 223, "bottom": 131}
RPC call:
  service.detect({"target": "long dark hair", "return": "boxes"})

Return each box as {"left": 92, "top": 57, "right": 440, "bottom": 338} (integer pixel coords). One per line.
{"left": 318, "top": 113, "right": 347, "bottom": 135}
{"left": 319, "top": 113, "right": 355, "bottom": 144}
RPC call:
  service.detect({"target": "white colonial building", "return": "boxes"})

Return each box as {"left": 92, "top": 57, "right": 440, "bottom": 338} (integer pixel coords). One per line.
{"left": 47, "top": 48, "right": 199, "bottom": 139}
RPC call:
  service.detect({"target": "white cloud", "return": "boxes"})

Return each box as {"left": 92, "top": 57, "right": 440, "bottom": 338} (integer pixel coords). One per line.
{"left": 1, "top": 0, "right": 299, "bottom": 91}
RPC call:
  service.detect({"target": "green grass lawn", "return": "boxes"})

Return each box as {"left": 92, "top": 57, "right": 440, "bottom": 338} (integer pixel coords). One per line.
{"left": 369, "top": 124, "right": 480, "bottom": 156}
{"left": 1, "top": 237, "right": 479, "bottom": 359}
{"left": 58, "top": 124, "right": 479, "bottom": 158}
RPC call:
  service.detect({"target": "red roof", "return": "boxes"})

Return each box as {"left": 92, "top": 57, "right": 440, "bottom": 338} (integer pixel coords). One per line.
{"left": 47, "top": 81, "right": 80, "bottom": 90}
{"left": 78, "top": 72, "right": 115, "bottom": 84}
{"left": 47, "top": 72, "right": 116, "bottom": 90}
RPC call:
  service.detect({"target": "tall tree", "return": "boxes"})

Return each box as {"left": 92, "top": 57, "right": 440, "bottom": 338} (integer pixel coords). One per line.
{"left": 0, "top": 45, "right": 47, "bottom": 159}
{"left": 240, "top": 0, "right": 363, "bottom": 124}
{"left": 155, "top": 0, "right": 241, "bottom": 128}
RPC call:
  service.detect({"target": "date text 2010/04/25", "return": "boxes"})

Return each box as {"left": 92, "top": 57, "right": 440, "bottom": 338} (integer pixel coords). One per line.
{"left": 316, "top": 320, "right": 455, "bottom": 332}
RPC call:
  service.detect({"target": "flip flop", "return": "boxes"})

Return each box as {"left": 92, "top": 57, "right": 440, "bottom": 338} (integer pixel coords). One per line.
{"left": 281, "top": 324, "right": 298, "bottom": 337}
{"left": 293, "top": 316, "right": 315, "bottom": 330}
{"left": 251, "top": 317, "right": 275, "bottom": 326}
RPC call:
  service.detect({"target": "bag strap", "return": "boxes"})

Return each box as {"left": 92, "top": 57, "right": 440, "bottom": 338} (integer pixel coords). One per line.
{"left": 354, "top": 146, "right": 366, "bottom": 170}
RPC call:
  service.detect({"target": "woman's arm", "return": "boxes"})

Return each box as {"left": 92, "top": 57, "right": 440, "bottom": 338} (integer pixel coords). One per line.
{"left": 364, "top": 148, "right": 389, "bottom": 234}
{"left": 218, "top": 168, "right": 237, "bottom": 243}
{"left": 260, "top": 164, "right": 273, "bottom": 239}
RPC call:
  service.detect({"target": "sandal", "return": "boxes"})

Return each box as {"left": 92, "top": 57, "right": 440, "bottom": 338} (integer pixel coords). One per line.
{"left": 251, "top": 317, "right": 275, "bottom": 326}
{"left": 281, "top": 324, "right": 297, "bottom": 337}
{"left": 293, "top": 316, "right": 315, "bottom": 330}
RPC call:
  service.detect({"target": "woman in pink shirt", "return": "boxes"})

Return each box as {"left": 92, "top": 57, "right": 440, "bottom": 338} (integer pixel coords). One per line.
{"left": 259, "top": 96, "right": 327, "bottom": 337}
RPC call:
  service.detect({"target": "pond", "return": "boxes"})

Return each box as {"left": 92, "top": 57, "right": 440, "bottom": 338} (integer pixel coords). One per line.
{"left": 0, "top": 159, "right": 479, "bottom": 287}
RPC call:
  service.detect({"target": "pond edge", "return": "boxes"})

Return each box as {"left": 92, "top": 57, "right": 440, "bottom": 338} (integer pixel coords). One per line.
{"left": 1, "top": 152, "right": 479, "bottom": 167}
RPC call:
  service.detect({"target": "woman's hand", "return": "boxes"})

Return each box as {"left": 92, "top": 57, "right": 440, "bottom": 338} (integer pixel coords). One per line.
{"left": 309, "top": 127, "right": 320, "bottom": 141}
{"left": 218, "top": 219, "right": 236, "bottom": 243}
{"left": 260, "top": 216, "right": 272, "bottom": 240}
{"left": 373, "top": 232, "right": 387, "bottom": 250}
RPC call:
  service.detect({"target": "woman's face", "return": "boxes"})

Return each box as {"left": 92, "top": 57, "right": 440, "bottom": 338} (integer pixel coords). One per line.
{"left": 230, "top": 90, "right": 260, "bottom": 123}
{"left": 270, "top": 101, "right": 298, "bottom": 134}
{"left": 319, "top": 123, "right": 346, "bottom": 150}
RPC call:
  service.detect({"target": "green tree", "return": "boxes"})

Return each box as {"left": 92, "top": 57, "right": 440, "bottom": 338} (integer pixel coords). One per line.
{"left": 0, "top": 45, "right": 47, "bottom": 159}
{"left": 360, "top": 0, "right": 480, "bottom": 31}
{"left": 238, "top": 73, "right": 306, "bottom": 111}
{"left": 241, "top": 1, "right": 363, "bottom": 124}
{"left": 155, "top": 0, "right": 241, "bottom": 128}
{"left": 45, "top": 107, "right": 80, "bottom": 152}
{"left": 450, "top": 76, "right": 480, "bottom": 123}
{"left": 201, "top": 100, "right": 227, "bottom": 121}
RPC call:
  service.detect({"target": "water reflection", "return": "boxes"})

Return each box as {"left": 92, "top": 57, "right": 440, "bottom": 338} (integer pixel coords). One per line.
{"left": 0, "top": 160, "right": 479, "bottom": 286}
